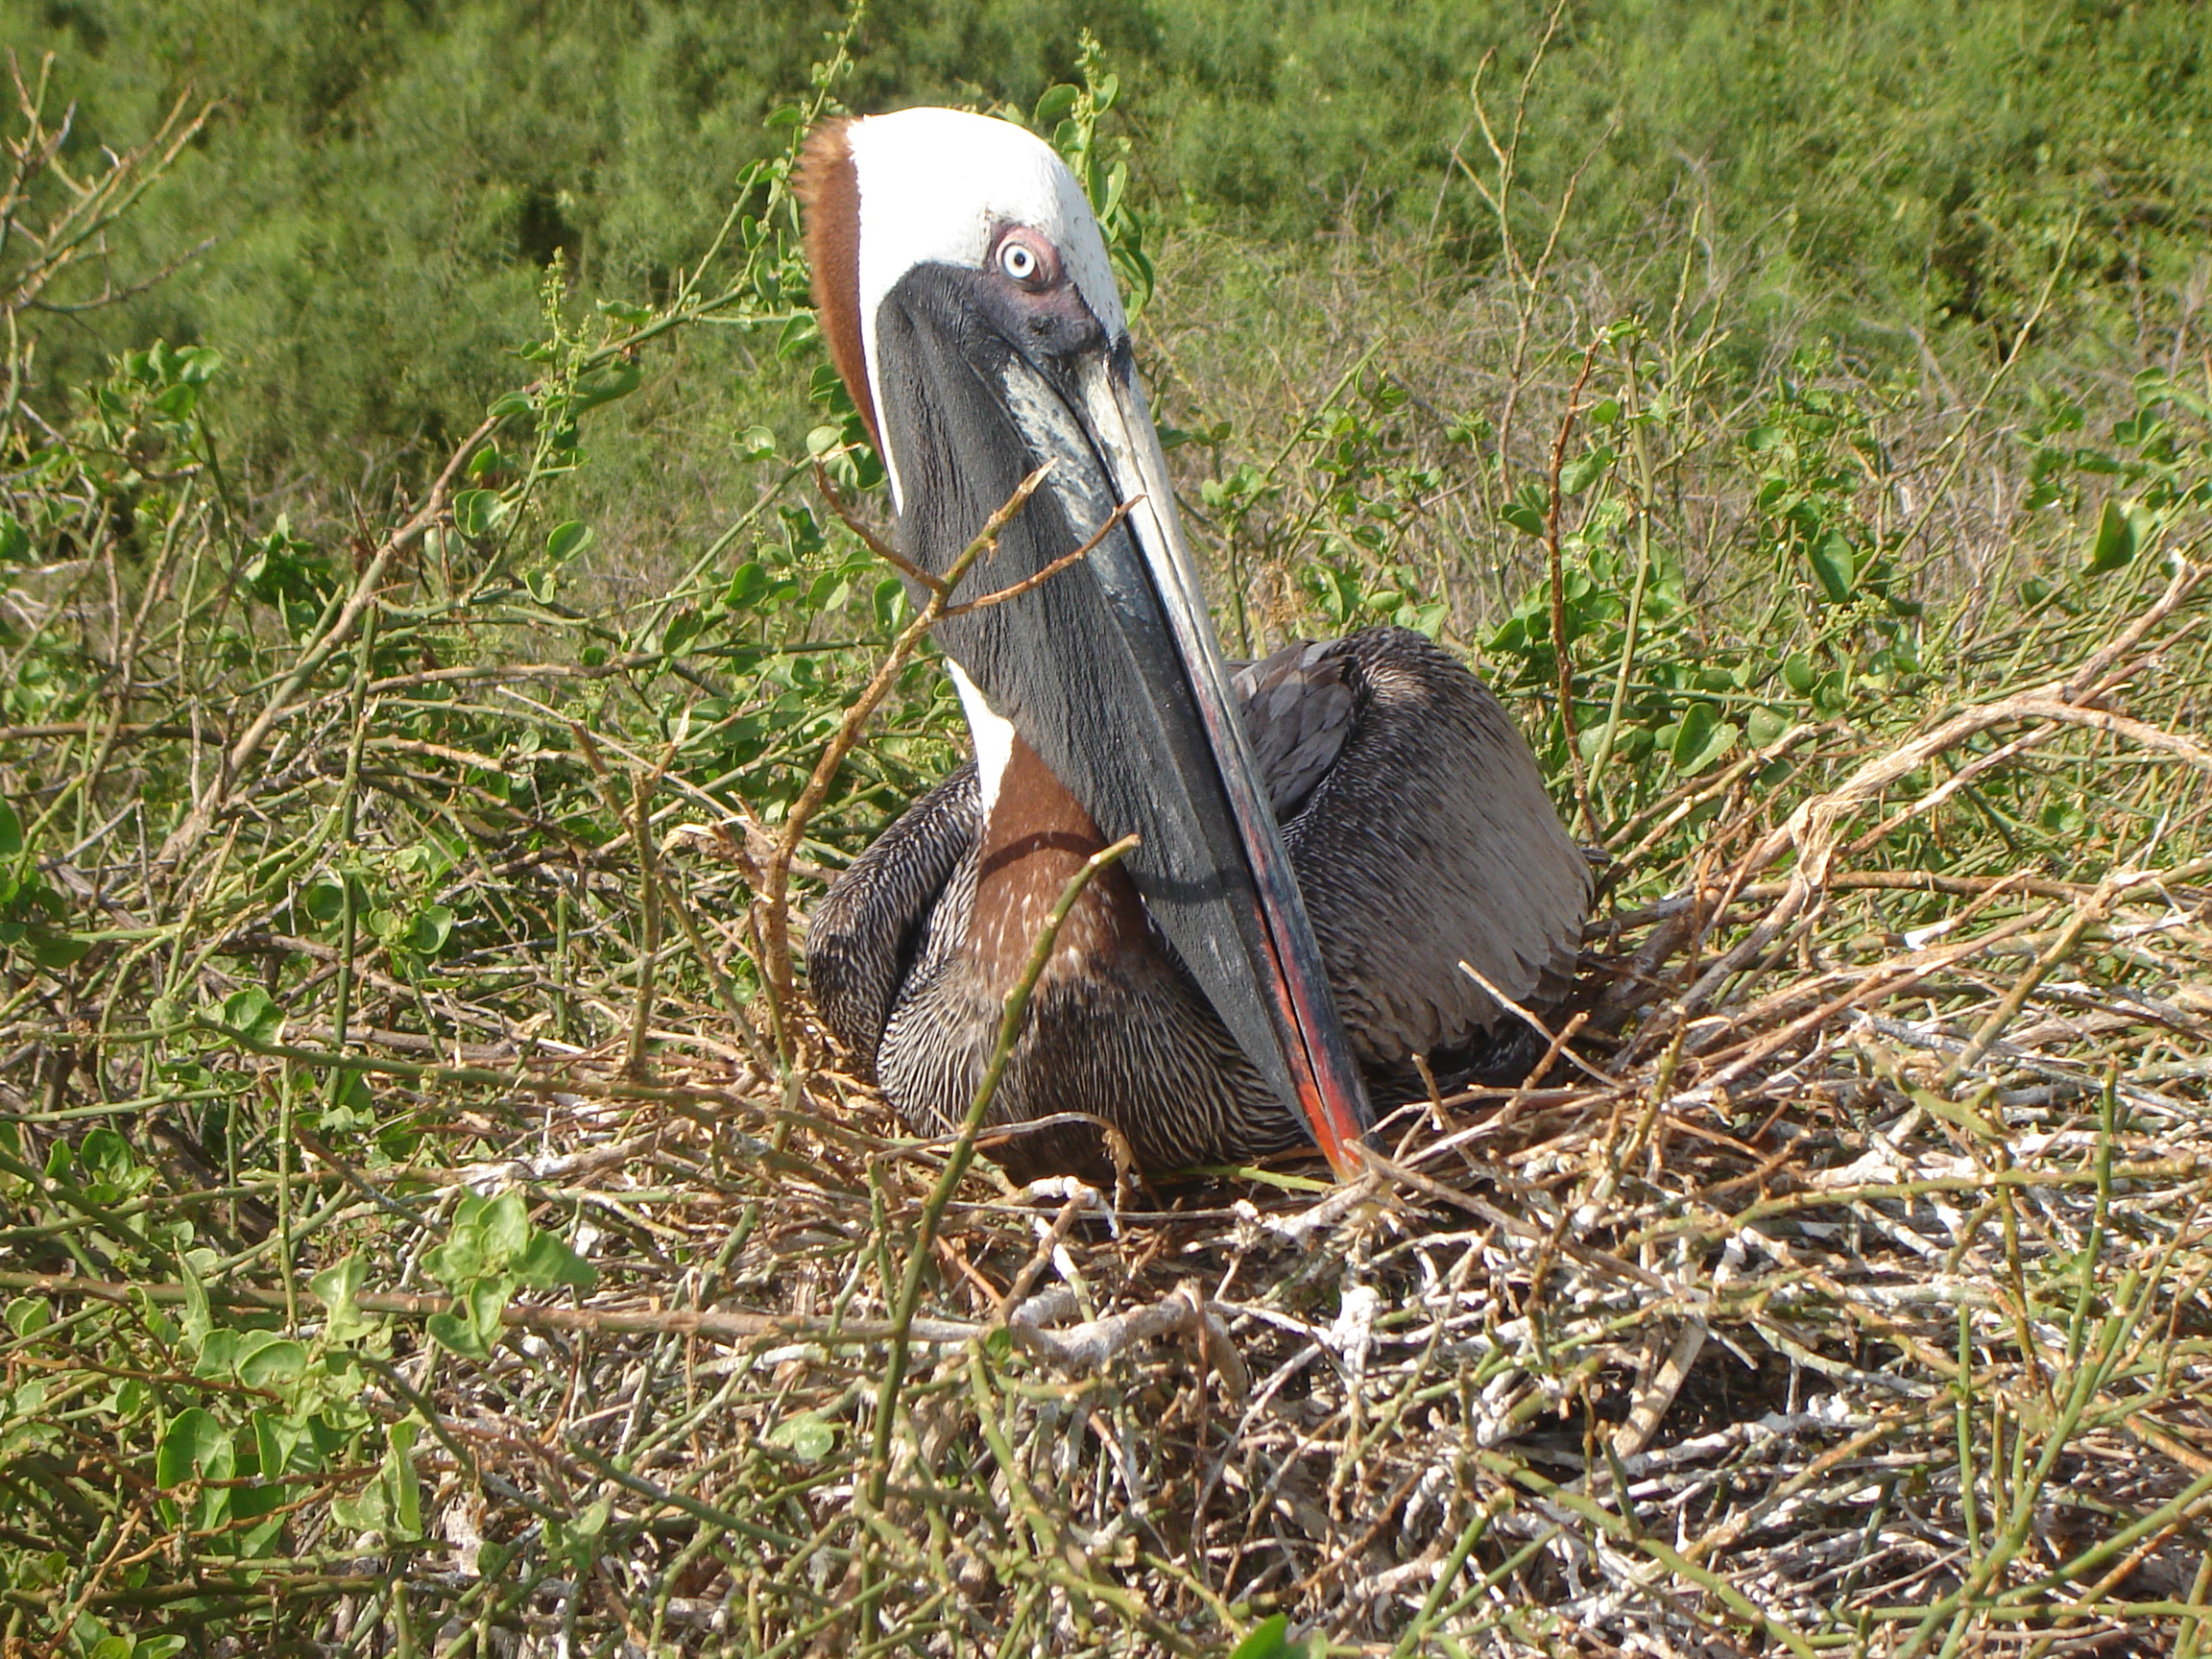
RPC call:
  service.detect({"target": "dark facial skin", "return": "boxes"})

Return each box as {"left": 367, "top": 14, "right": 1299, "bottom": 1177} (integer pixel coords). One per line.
{"left": 974, "top": 225, "right": 1104, "bottom": 372}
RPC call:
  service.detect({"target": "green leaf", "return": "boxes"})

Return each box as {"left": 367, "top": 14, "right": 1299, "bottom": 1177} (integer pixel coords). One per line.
{"left": 301, "top": 873, "right": 348, "bottom": 926}
{"left": 25, "top": 926, "right": 87, "bottom": 969}
{"left": 1033, "top": 84, "right": 1079, "bottom": 126}
{"left": 1501, "top": 501, "right": 1547, "bottom": 538}
{"left": 517, "top": 1230, "right": 598, "bottom": 1290}
{"left": 1807, "top": 531, "right": 1857, "bottom": 602}
{"left": 176, "top": 1249, "right": 216, "bottom": 1353}
{"left": 156, "top": 1407, "right": 234, "bottom": 1491}
{"left": 1670, "top": 705, "right": 1740, "bottom": 777}
{"left": 0, "top": 798, "right": 20, "bottom": 857}
{"left": 767, "top": 1411, "right": 836, "bottom": 1463}
{"left": 574, "top": 357, "right": 642, "bottom": 409}
{"left": 481, "top": 1191, "right": 531, "bottom": 1263}
{"left": 402, "top": 904, "right": 454, "bottom": 955}
{"left": 775, "top": 313, "right": 818, "bottom": 360}
{"left": 727, "top": 562, "right": 769, "bottom": 607}
{"left": 736, "top": 425, "right": 777, "bottom": 461}
{"left": 311, "top": 1255, "right": 378, "bottom": 1345}
{"left": 235, "top": 1334, "right": 309, "bottom": 1388}
{"left": 545, "top": 519, "right": 591, "bottom": 562}
{"left": 452, "top": 489, "right": 500, "bottom": 539}
{"left": 424, "top": 1228, "right": 487, "bottom": 1289}
{"left": 2085, "top": 497, "right": 2138, "bottom": 574}
{"left": 221, "top": 986, "right": 283, "bottom": 1046}
{"left": 6, "top": 1295, "right": 51, "bottom": 1337}
{"left": 426, "top": 1280, "right": 509, "bottom": 1359}
{"left": 0, "top": 514, "right": 29, "bottom": 563}
{"left": 662, "top": 608, "right": 706, "bottom": 656}
{"left": 384, "top": 1419, "right": 423, "bottom": 1538}
{"left": 1229, "top": 1614, "right": 1302, "bottom": 1659}
{"left": 1746, "top": 706, "right": 1789, "bottom": 747}
{"left": 1559, "top": 445, "right": 1615, "bottom": 496}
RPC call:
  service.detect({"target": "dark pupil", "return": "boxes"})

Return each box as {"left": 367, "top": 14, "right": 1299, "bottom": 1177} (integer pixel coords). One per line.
{"left": 1007, "top": 247, "right": 1031, "bottom": 276}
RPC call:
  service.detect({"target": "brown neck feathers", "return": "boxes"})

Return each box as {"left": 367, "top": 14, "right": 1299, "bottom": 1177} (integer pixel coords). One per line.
{"left": 970, "top": 737, "right": 1148, "bottom": 995}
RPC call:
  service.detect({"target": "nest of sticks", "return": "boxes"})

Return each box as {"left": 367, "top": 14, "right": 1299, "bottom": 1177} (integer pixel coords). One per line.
{"left": 9, "top": 556, "right": 2212, "bottom": 1656}
{"left": 266, "top": 571, "right": 2212, "bottom": 1652}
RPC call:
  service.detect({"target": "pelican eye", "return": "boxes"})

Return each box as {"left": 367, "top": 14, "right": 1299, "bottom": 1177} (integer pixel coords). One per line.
{"left": 993, "top": 229, "right": 1058, "bottom": 292}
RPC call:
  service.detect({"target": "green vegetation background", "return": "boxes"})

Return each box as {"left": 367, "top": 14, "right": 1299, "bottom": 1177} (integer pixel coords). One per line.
{"left": 10, "top": 0, "right": 2207, "bottom": 491}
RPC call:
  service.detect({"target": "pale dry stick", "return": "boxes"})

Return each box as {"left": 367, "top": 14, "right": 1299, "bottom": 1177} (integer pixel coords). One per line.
{"left": 563, "top": 721, "right": 678, "bottom": 1079}
{"left": 1354, "top": 1144, "right": 1677, "bottom": 1297}
{"left": 753, "top": 460, "right": 1057, "bottom": 1039}
{"left": 1891, "top": 1269, "right": 2154, "bottom": 1659}
{"left": 2060, "top": 556, "right": 2205, "bottom": 700}
{"left": 2002, "top": 695, "right": 2212, "bottom": 772}
{"left": 993, "top": 1191, "right": 1091, "bottom": 1323}
{"left": 0, "top": 55, "right": 214, "bottom": 319}
{"left": 1691, "top": 897, "right": 2056, "bottom": 1092}
{"left": 1568, "top": 1318, "right": 1710, "bottom": 1503}
{"left": 156, "top": 409, "right": 504, "bottom": 869}
{"left": 1608, "top": 866, "right": 2155, "bottom": 931}
{"left": 631, "top": 456, "right": 810, "bottom": 646}
{"left": 1455, "top": 0, "right": 1571, "bottom": 492}
{"left": 1842, "top": 727, "right": 2066, "bottom": 858}
{"left": 1603, "top": 721, "right": 1828, "bottom": 867}
{"left": 0, "top": 1265, "right": 1228, "bottom": 1376}
{"left": 1907, "top": 211, "right": 2082, "bottom": 589}
{"left": 625, "top": 761, "right": 670, "bottom": 1079}
{"left": 656, "top": 877, "right": 777, "bottom": 1074}
{"left": 1941, "top": 878, "right": 2126, "bottom": 1090}
{"left": 493, "top": 685, "right": 816, "bottom": 887}
{"left": 1457, "top": 957, "right": 1618, "bottom": 1088}
{"left": 19, "top": 487, "right": 198, "bottom": 853}
{"left": 815, "top": 456, "right": 1140, "bottom": 624}
{"left": 1473, "top": 1447, "right": 1824, "bottom": 1659}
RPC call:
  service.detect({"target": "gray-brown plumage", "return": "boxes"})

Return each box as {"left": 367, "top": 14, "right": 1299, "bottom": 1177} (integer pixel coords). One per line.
{"left": 808, "top": 625, "right": 1589, "bottom": 1176}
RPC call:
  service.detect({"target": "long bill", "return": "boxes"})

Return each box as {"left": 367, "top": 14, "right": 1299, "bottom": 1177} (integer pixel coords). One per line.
{"left": 1073, "top": 347, "right": 1374, "bottom": 1177}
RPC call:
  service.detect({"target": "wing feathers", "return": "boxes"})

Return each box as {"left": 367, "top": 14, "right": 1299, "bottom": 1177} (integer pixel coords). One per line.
{"left": 1238, "top": 628, "right": 1589, "bottom": 1070}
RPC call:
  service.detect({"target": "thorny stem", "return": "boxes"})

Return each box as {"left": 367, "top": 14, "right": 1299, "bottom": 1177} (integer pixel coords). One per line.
{"left": 1587, "top": 341, "right": 1659, "bottom": 809}
{"left": 755, "top": 461, "right": 1144, "bottom": 1056}
{"left": 751, "top": 460, "right": 1053, "bottom": 1050}
{"left": 1546, "top": 338, "right": 1604, "bottom": 842}
{"left": 857, "top": 833, "right": 1140, "bottom": 1621}
{"left": 156, "top": 409, "right": 504, "bottom": 869}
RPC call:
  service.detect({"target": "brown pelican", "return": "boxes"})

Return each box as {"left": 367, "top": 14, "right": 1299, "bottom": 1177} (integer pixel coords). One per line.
{"left": 797, "top": 109, "right": 1588, "bottom": 1180}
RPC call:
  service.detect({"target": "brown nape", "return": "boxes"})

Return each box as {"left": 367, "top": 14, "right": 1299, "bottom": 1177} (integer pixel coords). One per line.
{"left": 971, "top": 736, "right": 1151, "bottom": 997}
{"left": 792, "top": 117, "right": 878, "bottom": 451}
